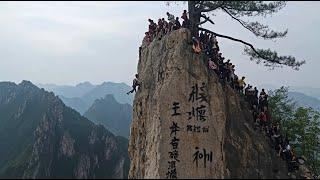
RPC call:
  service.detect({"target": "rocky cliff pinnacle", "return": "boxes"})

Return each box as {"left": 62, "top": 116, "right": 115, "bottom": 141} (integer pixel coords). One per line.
{"left": 128, "top": 28, "right": 291, "bottom": 179}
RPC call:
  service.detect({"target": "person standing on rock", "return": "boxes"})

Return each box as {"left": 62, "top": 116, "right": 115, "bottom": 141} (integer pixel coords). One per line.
{"left": 259, "top": 90, "right": 268, "bottom": 112}
{"left": 229, "top": 65, "right": 236, "bottom": 88}
{"left": 238, "top": 76, "right": 246, "bottom": 94}
{"left": 156, "top": 18, "right": 164, "bottom": 40}
{"left": 142, "top": 32, "right": 151, "bottom": 46}
{"left": 127, "top": 74, "right": 141, "bottom": 95}
{"left": 181, "top": 10, "right": 190, "bottom": 29}
{"left": 162, "top": 18, "right": 169, "bottom": 35}
{"left": 208, "top": 58, "right": 218, "bottom": 75}
{"left": 258, "top": 110, "right": 267, "bottom": 132}
{"left": 173, "top": 17, "right": 181, "bottom": 30}
{"left": 166, "top": 12, "right": 175, "bottom": 32}
{"left": 181, "top": 10, "right": 188, "bottom": 21}
{"left": 192, "top": 37, "right": 201, "bottom": 54}
{"left": 148, "top": 19, "right": 157, "bottom": 41}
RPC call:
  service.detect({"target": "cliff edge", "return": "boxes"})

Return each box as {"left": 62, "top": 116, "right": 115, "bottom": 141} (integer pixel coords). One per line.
{"left": 128, "top": 28, "right": 292, "bottom": 179}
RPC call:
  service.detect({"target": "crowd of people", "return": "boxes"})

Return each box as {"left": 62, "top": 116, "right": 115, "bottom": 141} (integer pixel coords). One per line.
{"left": 187, "top": 12, "right": 308, "bottom": 176}
{"left": 129, "top": 10, "right": 310, "bottom": 177}
{"left": 246, "top": 86, "right": 302, "bottom": 175}
{"left": 194, "top": 23, "right": 306, "bottom": 175}
{"left": 145, "top": 11, "right": 189, "bottom": 44}
{"left": 135, "top": 10, "right": 191, "bottom": 94}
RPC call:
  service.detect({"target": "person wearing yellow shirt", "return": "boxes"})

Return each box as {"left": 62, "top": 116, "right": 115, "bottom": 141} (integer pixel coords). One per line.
{"left": 238, "top": 76, "right": 246, "bottom": 93}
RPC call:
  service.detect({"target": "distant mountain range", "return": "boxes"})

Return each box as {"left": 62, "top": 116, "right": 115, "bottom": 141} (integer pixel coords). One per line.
{"left": 259, "top": 84, "right": 320, "bottom": 100}
{"left": 257, "top": 84, "right": 320, "bottom": 111}
{"left": 84, "top": 95, "right": 132, "bottom": 138}
{"left": 38, "top": 82, "right": 134, "bottom": 114}
{"left": 0, "top": 81, "right": 129, "bottom": 178}
{"left": 290, "top": 86, "right": 320, "bottom": 100}
{"left": 38, "top": 82, "right": 95, "bottom": 98}
{"left": 288, "top": 91, "right": 320, "bottom": 111}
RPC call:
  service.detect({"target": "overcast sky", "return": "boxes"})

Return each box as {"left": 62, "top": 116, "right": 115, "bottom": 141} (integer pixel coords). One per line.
{"left": 0, "top": 1, "right": 319, "bottom": 88}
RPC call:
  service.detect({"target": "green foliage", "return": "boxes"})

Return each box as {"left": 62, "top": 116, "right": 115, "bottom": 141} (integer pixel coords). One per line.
{"left": 268, "top": 87, "right": 320, "bottom": 175}
{"left": 218, "top": 1, "right": 287, "bottom": 17}
{"left": 244, "top": 47, "right": 306, "bottom": 70}
{"left": 185, "top": 1, "right": 306, "bottom": 69}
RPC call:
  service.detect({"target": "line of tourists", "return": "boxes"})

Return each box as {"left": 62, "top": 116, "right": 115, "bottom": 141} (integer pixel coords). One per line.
{"left": 130, "top": 11, "right": 312, "bottom": 177}
{"left": 188, "top": 12, "right": 309, "bottom": 176}
{"left": 194, "top": 29, "right": 307, "bottom": 175}
{"left": 249, "top": 87, "right": 304, "bottom": 175}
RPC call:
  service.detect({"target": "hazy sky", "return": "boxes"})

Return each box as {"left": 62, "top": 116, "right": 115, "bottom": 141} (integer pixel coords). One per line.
{"left": 0, "top": 1, "right": 319, "bottom": 88}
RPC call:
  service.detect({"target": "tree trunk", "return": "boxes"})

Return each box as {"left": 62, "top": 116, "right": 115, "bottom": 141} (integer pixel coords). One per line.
{"left": 188, "top": 1, "right": 201, "bottom": 37}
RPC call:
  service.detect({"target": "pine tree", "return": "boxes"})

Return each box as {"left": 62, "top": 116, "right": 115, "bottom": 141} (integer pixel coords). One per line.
{"left": 170, "top": 1, "right": 306, "bottom": 70}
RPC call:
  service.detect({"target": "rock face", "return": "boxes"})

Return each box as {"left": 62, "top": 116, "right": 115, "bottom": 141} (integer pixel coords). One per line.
{"left": 0, "top": 81, "right": 130, "bottom": 179}
{"left": 128, "top": 28, "right": 291, "bottom": 179}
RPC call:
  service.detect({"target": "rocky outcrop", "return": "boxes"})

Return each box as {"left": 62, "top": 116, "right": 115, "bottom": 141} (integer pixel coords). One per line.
{"left": 128, "top": 28, "right": 293, "bottom": 179}
{"left": 60, "top": 132, "right": 75, "bottom": 157}
{"left": 75, "top": 155, "right": 91, "bottom": 179}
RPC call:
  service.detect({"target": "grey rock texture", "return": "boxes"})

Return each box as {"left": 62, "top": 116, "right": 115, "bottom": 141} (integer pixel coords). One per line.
{"left": 128, "top": 28, "right": 301, "bottom": 179}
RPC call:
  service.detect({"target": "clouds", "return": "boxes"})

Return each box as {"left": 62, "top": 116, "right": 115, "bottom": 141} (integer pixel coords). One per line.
{"left": 0, "top": 1, "right": 318, "bottom": 88}
{"left": 0, "top": 1, "right": 143, "bottom": 56}
{"left": 0, "top": 1, "right": 186, "bottom": 85}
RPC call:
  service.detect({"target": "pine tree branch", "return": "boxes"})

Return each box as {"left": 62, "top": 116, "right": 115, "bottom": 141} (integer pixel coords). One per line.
{"left": 221, "top": 7, "right": 287, "bottom": 39}
{"left": 198, "top": 27, "right": 305, "bottom": 70}
{"left": 222, "top": 1, "right": 287, "bottom": 17}
{"left": 199, "top": 14, "right": 215, "bottom": 25}
{"left": 198, "top": 27, "right": 261, "bottom": 56}
{"left": 221, "top": 7, "right": 253, "bottom": 33}
{"left": 196, "top": 1, "right": 225, "bottom": 13}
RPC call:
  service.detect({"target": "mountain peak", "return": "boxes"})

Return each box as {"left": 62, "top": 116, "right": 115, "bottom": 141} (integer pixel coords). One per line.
{"left": 0, "top": 81, "right": 130, "bottom": 178}
{"left": 103, "top": 94, "right": 117, "bottom": 102}
{"left": 84, "top": 94, "right": 132, "bottom": 138}
{"left": 76, "top": 81, "right": 93, "bottom": 88}
{"left": 101, "top": 82, "right": 114, "bottom": 86}
{"left": 19, "top": 80, "right": 35, "bottom": 86}
{"left": 18, "top": 80, "right": 40, "bottom": 91}
{"left": 92, "top": 94, "right": 118, "bottom": 106}
{"left": 100, "top": 81, "right": 129, "bottom": 87}
{"left": 128, "top": 28, "right": 291, "bottom": 179}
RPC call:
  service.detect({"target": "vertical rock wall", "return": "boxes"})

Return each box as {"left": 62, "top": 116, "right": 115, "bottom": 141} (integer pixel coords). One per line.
{"left": 128, "top": 28, "right": 290, "bottom": 179}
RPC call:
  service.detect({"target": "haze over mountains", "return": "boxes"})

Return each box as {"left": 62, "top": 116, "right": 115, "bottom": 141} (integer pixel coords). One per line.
{"left": 38, "top": 82, "right": 134, "bottom": 115}
{"left": 0, "top": 81, "right": 129, "bottom": 178}
{"left": 40, "top": 82, "right": 320, "bottom": 114}
{"left": 288, "top": 91, "right": 320, "bottom": 111}
{"left": 256, "top": 84, "right": 320, "bottom": 110}
{"left": 39, "top": 82, "right": 134, "bottom": 138}
{"left": 38, "top": 82, "right": 96, "bottom": 98}
{"left": 260, "top": 84, "right": 320, "bottom": 100}
{"left": 37, "top": 81, "right": 320, "bottom": 139}
{"left": 290, "top": 86, "right": 320, "bottom": 101}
